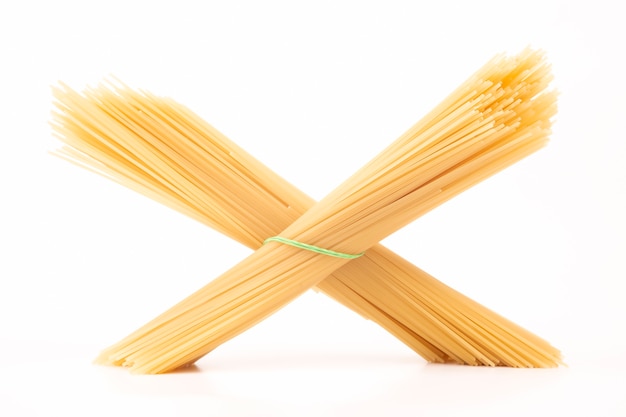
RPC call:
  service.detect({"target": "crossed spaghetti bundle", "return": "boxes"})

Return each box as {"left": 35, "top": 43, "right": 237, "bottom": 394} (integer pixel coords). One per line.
{"left": 52, "top": 48, "right": 561, "bottom": 374}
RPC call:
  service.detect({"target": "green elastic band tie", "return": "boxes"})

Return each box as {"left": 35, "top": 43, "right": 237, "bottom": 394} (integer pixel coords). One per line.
{"left": 263, "top": 236, "right": 365, "bottom": 259}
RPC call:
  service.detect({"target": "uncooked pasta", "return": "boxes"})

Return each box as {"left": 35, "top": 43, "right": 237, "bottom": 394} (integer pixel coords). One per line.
{"left": 52, "top": 48, "right": 561, "bottom": 373}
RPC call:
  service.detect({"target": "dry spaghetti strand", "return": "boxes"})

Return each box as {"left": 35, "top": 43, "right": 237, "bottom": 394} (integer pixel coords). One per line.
{"left": 52, "top": 48, "right": 561, "bottom": 373}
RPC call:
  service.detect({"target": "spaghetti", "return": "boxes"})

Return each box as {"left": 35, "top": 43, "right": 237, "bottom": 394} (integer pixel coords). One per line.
{"left": 52, "top": 48, "right": 561, "bottom": 373}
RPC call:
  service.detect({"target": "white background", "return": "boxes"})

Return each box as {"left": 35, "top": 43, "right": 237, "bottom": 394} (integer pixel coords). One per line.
{"left": 1, "top": 0, "right": 625, "bottom": 415}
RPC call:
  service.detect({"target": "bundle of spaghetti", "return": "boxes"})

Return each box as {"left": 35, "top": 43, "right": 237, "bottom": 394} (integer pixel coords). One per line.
{"left": 52, "top": 48, "right": 561, "bottom": 373}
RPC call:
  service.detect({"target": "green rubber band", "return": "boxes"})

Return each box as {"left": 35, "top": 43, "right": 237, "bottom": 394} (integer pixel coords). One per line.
{"left": 263, "top": 236, "right": 365, "bottom": 259}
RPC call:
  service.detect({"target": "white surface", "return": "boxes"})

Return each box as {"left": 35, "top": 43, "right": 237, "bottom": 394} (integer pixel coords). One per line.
{"left": 1, "top": 1, "right": 625, "bottom": 416}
